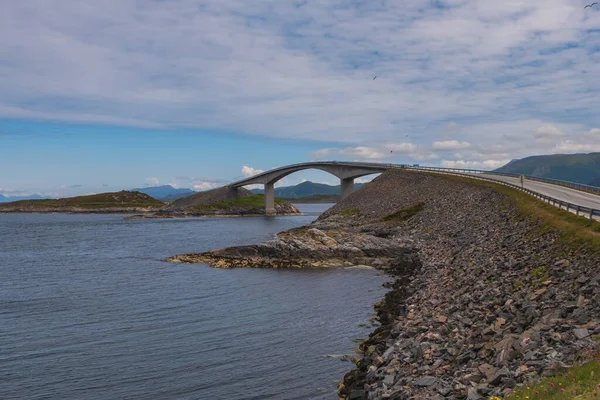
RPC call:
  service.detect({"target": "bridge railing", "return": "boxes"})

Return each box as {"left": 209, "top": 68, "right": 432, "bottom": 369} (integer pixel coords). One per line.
{"left": 399, "top": 165, "right": 600, "bottom": 221}
{"left": 395, "top": 164, "right": 600, "bottom": 194}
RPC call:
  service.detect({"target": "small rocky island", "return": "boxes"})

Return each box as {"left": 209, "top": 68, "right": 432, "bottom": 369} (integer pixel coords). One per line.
{"left": 0, "top": 191, "right": 164, "bottom": 213}
{"left": 168, "top": 169, "right": 600, "bottom": 399}
{"left": 0, "top": 186, "right": 300, "bottom": 217}
{"left": 126, "top": 186, "right": 300, "bottom": 219}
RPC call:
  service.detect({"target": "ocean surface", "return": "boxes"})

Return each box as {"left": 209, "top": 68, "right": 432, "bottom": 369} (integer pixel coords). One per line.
{"left": 0, "top": 204, "right": 388, "bottom": 400}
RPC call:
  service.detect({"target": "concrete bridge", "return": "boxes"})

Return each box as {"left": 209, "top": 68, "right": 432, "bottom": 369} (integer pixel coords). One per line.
{"left": 230, "top": 162, "right": 387, "bottom": 214}
{"left": 229, "top": 161, "right": 600, "bottom": 219}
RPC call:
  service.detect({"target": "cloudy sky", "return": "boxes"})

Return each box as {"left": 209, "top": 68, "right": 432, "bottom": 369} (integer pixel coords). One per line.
{"left": 1, "top": 0, "right": 600, "bottom": 197}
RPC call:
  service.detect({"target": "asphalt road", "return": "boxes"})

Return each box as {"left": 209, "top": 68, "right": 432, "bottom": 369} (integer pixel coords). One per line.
{"left": 477, "top": 174, "right": 600, "bottom": 213}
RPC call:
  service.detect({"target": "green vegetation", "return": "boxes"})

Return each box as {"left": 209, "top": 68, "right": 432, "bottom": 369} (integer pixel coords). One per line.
{"left": 341, "top": 208, "right": 362, "bottom": 217}
{"left": 530, "top": 266, "right": 551, "bottom": 283}
{"left": 495, "top": 153, "right": 600, "bottom": 187}
{"left": 190, "top": 194, "right": 287, "bottom": 211}
{"left": 382, "top": 203, "right": 425, "bottom": 222}
{"left": 506, "top": 350, "right": 600, "bottom": 399}
{"left": 286, "top": 194, "right": 340, "bottom": 203}
{"left": 0, "top": 191, "right": 163, "bottom": 209}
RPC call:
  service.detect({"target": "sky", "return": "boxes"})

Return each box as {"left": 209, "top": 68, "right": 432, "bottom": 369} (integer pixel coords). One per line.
{"left": 1, "top": 0, "right": 600, "bottom": 197}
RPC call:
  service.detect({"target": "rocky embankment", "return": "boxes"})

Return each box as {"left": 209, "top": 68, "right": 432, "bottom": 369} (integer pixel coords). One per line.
{"left": 168, "top": 169, "right": 600, "bottom": 399}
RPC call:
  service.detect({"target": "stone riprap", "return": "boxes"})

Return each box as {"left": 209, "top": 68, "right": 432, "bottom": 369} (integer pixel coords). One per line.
{"left": 168, "top": 169, "right": 600, "bottom": 399}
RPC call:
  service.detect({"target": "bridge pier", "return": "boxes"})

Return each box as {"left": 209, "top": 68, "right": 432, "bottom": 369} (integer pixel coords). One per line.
{"left": 341, "top": 178, "right": 355, "bottom": 199}
{"left": 264, "top": 182, "right": 276, "bottom": 215}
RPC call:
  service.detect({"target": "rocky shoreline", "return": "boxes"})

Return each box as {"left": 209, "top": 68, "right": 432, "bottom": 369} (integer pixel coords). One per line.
{"left": 168, "top": 170, "right": 600, "bottom": 399}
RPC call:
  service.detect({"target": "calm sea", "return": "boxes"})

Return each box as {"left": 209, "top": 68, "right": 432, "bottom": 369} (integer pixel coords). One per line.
{"left": 0, "top": 204, "right": 387, "bottom": 400}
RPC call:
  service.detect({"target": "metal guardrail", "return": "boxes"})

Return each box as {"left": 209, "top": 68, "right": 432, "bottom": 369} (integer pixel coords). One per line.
{"left": 401, "top": 165, "right": 600, "bottom": 221}
{"left": 396, "top": 164, "right": 600, "bottom": 194}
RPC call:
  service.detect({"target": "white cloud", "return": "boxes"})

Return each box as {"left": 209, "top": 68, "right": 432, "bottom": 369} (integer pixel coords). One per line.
{"left": 445, "top": 122, "right": 459, "bottom": 132}
{"left": 432, "top": 140, "right": 473, "bottom": 151}
{"left": 0, "top": 0, "right": 599, "bottom": 153}
{"left": 533, "top": 124, "right": 567, "bottom": 139}
{"left": 440, "top": 159, "right": 511, "bottom": 170}
{"left": 145, "top": 177, "right": 159, "bottom": 186}
{"left": 310, "top": 143, "right": 428, "bottom": 161}
{"left": 554, "top": 141, "right": 600, "bottom": 153}
{"left": 339, "top": 146, "right": 387, "bottom": 160}
{"left": 355, "top": 175, "right": 380, "bottom": 184}
{"left": 241, "top": 166, "right": 264, "bottom": 178}
{"left": 410, "top": 152, "right": 439, "bottom": 161}
{"left": 191, "top": 181, "right": 221, "bottom": 191}
{"left": 586, "top": 128, "right": 600, "bottom": 137}
{"left": 310, "top": 149, "right": 331, "bottom": 159}
{"left": 387, "top": 143, "right": 418, "bottom": 153}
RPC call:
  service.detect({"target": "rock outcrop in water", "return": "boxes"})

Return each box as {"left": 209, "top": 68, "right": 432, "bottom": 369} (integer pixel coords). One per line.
{"left": 168, "top": 169, "right": 600, "bottom": 399}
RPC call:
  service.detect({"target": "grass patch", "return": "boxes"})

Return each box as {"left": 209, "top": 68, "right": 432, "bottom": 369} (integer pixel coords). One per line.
{"left": 382, "top": 203, "right": 425, "bottom": 222}
{"left": 530, "top": 266, "right": 551, "bottom": 283}
{"left": 341, "top": 208, "right": 362, "bottom": 217}
{"left": 506, "top": 351, "right": 600, "bottom": 399}
{"left": 190, "top": 194, "right": 287, "bottom": 211}
{"left": 436, "top": 174, "right": 600, "bottom": 253}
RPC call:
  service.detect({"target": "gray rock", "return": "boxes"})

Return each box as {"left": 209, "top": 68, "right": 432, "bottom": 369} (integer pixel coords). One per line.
{"left": 554, "top": 259, "right": 571, "bottom": 268}
{"left": 383, "top": 374, "right": 396, "bottom": 386}
{"left": 467, "top": 387, "right": 483, "bottom": 400}
{"left": 489, "top": 367, "right": 511, "bottom": 386}
{"left": 349, "top": 390, "right": 365, "bottom": 400}
{"left": 413, "top": 376, "right": 438, "bottom": 387}
{"left": 573, "top": 328, "right": 590, "bottom": 339}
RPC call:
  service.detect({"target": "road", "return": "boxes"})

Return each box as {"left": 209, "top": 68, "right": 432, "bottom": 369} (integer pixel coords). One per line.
{"left": 477, "top": 174, "right": 600, "bottom": 213}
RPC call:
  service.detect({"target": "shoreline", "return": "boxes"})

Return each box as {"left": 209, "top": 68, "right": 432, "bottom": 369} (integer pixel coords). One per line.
{"left": 125, "top": 211, "right": 303, "bottom": 220}
{"left": 167, "top": 169, "right": 600, "bottom": 399}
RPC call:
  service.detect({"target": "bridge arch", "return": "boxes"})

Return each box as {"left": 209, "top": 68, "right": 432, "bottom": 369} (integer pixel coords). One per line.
{"left": 230, "top": 162, "right": 388, "bottom": 215}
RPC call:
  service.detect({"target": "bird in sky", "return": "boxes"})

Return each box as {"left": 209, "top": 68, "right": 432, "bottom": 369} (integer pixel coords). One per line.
{"left": 373, "top": 76, "right": 377, "bottom": 80}
{"left": 585, "top": 2, "right": 597, "bottom": 8}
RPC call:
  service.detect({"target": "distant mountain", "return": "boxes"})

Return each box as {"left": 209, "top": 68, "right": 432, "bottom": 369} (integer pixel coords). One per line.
{"left": 0, "top": 194, "right": 51, "bottom": 203}
{"left": 494, "top": 152, "right": 600, "bottom": 187}
{"left": 251, "top": 181, "right": 366, "bottom": 198}
{"left": 131, "top": 185, "right": 195, "bottom": 201}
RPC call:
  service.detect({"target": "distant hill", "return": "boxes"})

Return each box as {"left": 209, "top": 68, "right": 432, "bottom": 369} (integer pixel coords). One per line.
{"left": 131, "top": 185, "right": 195, "bottom": 201}
{"left": 251, "top": 181, "right": 366, "bottom": 198}
{"left": 494, "top": 153, "right": 600, "bottom": 187}
{"left": 0, "top": 194, "right": 51, "bottom": 203}
{"left": 288, "top": 194, "right": 340, "bottom": 203}
{"left": 0, "top": 191, "right": 164, "bottom": 212}
{"left": 164, "top": 186, "right": 253, "bottom": 211}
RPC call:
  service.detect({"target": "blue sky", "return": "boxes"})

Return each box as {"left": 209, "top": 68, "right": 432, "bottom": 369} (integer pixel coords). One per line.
{"left": 2, "top": 0, "right": 600, "bottom": 197}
